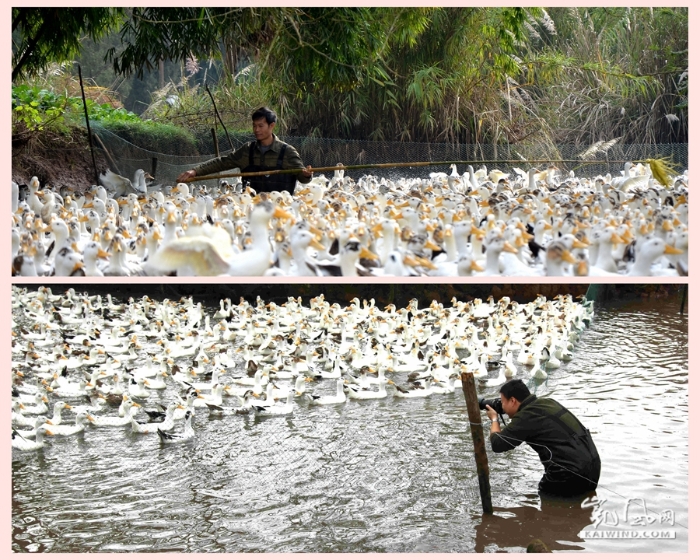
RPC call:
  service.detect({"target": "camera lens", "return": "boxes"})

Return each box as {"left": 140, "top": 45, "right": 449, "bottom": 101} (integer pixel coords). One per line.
{"left": 479, "top": 397, "right": 503, "bottom": 414}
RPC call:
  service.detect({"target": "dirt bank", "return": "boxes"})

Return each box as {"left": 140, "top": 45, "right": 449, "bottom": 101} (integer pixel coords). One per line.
{"left": 12, "top": 125, "right": 108, "bottom": 193}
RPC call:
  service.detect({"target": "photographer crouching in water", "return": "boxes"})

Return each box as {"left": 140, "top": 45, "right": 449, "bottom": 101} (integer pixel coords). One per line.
{"left": 482, "top": 379, "right": 601, "bottom": 499}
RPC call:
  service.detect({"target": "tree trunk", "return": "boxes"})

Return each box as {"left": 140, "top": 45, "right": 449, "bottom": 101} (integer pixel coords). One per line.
{"left": 221, "top": 39, "right": 237, "bottom": 77}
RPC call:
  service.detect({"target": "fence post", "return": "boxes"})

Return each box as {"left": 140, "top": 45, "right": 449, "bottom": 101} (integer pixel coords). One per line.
{"left": 211, "top": 128, "right": 220, "bottom": 158}
{"left": 460, "top": 370, "right": 493, "bottom": 514}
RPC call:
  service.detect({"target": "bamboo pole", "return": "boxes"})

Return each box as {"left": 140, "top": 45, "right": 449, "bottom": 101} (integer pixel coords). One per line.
{"left": 183, "top": 158, "right": 675, "bottom": 184}
{"left": 92, "top": 132, "right": 121, "bottom": 176}
{"left": 460, "top": 370, "right": 493, "bottom": 515}
{"left": 77, "top": 64, "right": 99, "bottom": 185}
{"left": 205, "top": 82, "right": 234, "bottom": 151}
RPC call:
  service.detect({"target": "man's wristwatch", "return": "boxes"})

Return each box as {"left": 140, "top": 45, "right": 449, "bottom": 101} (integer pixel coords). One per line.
{"left": 491, "top": 418, "right": 499, "bottom": 423}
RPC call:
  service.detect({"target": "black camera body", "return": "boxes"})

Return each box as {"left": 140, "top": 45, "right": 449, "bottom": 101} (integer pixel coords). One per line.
{"left": 479, "top": 397, "right": 504, "bottom": 415}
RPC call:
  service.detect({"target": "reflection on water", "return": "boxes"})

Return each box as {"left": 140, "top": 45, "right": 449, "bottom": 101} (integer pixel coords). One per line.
{"left": 474, "top": 497, "right": 596, "bottom": 552}
{"left": 12, "top": 294, "right": 687, "bottom": 552}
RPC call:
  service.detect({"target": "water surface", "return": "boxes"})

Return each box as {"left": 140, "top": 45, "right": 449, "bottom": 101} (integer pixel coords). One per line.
{"left": 12, "top": 293, "right": 687, "bottom": 552}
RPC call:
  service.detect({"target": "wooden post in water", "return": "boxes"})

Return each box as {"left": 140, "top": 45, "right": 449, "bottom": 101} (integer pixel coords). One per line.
{"left": 680, "top": 284, "right": 687, "bottom": 315}
{"left": 461, "top": 370, "right": 493, "bottom": 514}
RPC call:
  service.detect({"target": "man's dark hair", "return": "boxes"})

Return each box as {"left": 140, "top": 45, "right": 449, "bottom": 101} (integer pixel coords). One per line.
{"left": 500, "top": 379, "right": 531, "bottom": 402}
{"left": 252, "top": 106, "right": 277, "bottom": 124}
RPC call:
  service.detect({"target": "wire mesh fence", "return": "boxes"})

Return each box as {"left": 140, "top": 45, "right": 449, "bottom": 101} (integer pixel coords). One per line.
{"left": 90, "top": 122, "right": 688, "bottom": 189}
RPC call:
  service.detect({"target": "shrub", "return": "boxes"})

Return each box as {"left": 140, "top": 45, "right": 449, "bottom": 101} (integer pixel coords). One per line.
{"left": 98, "top": 120, "right": 200, "bottom": 156}
{"left": 12, "top": 84, "right": 200, "bottom": 155}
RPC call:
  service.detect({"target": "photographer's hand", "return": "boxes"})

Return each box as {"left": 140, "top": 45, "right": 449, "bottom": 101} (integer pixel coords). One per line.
{"left": 485, "top": 405, "right": 501, "bottom": 434}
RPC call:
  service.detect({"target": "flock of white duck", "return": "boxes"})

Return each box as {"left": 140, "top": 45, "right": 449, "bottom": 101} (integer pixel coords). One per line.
{"left": 12, "top": 286, "right": 594, "bottom": 451}
{"left": 11, "top": 161, "right": 687, "bottom": 277}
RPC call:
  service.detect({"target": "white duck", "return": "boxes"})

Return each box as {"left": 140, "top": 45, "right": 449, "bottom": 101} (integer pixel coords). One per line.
{"left": 99, "top": 168, "right": 151, "bottom": 197}
{"left": 89, "top": 402, "right": 141, "bottom": 427}
{"left": 544, "top": 241, "right": 578, "bottom": 276}
{"left": 157, "top": 409, "right": 195, "bottom": 443}
{"left": 306, "top": 378, "right": 347, "bottom": 405}
{"left": 42, "top": 412, "right": 93, "bottom": 436}
{"left": 528, "top": 354, "right": 548, "bottom": 379}
{"left": 627, "top": 237, "right": 683, "bottom": 276}
{"left": 542, "top": 345, "right": 561, "bottom": 369}
{"left": 480, "top": 366, "right": 507, "bottom": 388}
{"left": 43, "top": 401, "right": 72, "bottom": 425}
{"left": 477, "top": 232, "right": 519, "bottom": 276}
{"left": 12, "top": 401, "right": 35, "bottom": 428}
{"left": 346, "top": 378, "right": 393, "bottom": 400}
{"left": 128, "top": 377, "right": 151, "bottom": 399}
{"left": 12, "top": 426, "right": 52, "bottom": 451}
{"left": 503, "top": 350, "right": 517, "bottom": 378}
{"left": 429, "top": 373, "right": 459, "bottom": 394}
{"left": 131, "top": 403, "right": 184, "bottom": 434}
{"left": 149, "top": 201, "right": 292, "bottom": 276}
{"left": 20, "top": 392, "right": 49, "bottom": 416}
{"left": 147, "top": 370, "right": 169, "bottom": 390}
{"left": 253, "top": 390, "right": 295, "bottom": 416}
{"left": 14, "top": 415, "right": 49, "bottom": 439}
{"left": 192, "top": 383, "right": 226, "bottom": 408}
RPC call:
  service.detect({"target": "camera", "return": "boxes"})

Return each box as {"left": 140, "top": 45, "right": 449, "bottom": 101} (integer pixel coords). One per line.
{"left": 478, "top": 397, "right": 504, "bottom": 415}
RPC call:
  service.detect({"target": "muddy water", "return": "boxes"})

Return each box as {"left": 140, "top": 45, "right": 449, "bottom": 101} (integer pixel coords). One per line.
{"left": 12, "top": 292, "right": 687, "bottom": 552}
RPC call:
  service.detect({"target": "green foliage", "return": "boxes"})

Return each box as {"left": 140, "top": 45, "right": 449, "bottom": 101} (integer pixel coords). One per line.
{"left": 13, "top": 7, "right": 688, "bottom": 146}
{"left": 516, "top": 7, "right": 688, "bottom": 144}
{"left": 109, "top": 8, "right": 221, "bottom": 78}
{"left": 246, "top": 7, "right": 538, "bottom": 142}
{"left": 12, "top": 84, "right": 75, "bottom": 133}
{"left": 12, "top": 7, "right": 124, "bottom": 81}
{"left": 12, "top": 83, "right": 145, "bottom": 145}
{"left": 270, "top": 8, "right": 392, "bottom": 93}
{"left": 108, "top": 8, "right": 291, "bottom": 79}
{"left": 87, "top": 103, "right": 141, "bottom": 124}
{"left": 12, "top": 80, "right": 200, "bottom": 156}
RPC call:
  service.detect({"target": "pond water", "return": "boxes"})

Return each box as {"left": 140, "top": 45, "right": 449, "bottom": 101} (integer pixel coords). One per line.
{"left": 12, "top": 289, "right": 687, "bottom": 552}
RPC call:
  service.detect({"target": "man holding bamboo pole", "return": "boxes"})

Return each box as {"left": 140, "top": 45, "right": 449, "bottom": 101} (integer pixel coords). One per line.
{"left": 176, "top": 106, "right": 313, "bottom": 193}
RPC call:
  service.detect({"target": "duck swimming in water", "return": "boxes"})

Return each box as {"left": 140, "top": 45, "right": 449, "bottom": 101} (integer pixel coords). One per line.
{"left": 12, "top": 426, "right": 52, "bottom": 451}
{"left": 157, "top": 409, "right": 195, "bottom": 443}
{"left": 306, "top": 378, "right": 347, "bottom": 405}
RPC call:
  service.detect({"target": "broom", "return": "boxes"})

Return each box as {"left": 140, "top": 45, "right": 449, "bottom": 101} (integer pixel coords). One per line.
{"left": 183, "top": 157, "right": 680, "bottom": 188}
